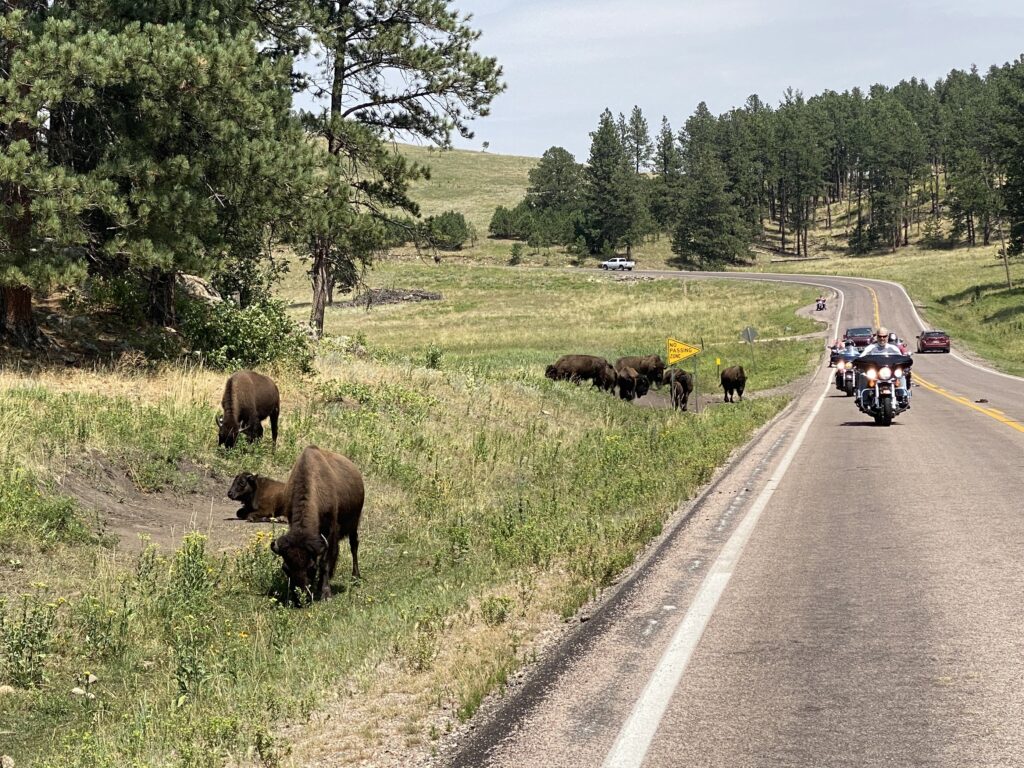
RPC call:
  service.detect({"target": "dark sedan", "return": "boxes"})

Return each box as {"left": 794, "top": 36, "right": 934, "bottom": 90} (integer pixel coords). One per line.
{"left": 917, "top": 330, "right": 951, "bottom": 353}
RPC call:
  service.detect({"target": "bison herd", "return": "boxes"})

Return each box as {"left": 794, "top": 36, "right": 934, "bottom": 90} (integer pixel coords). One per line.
{"left": 217, "top": 370, "right": 363, "bottom": 605}
{"left": 217, "top": 357, "right": 747, "bottom": 605}
{"left": 544, "top": 353, "right": 747, "bottom": 412}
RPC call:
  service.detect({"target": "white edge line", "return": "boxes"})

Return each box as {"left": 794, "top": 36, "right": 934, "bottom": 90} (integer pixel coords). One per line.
{"left": 601, "top": 288, "right": 844, "bottom": 768}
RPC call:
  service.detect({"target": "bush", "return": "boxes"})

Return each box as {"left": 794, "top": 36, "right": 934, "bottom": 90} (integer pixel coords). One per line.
{"left": 426, "top": 210, "right": 471, "bottom": 251}
{"left": 509, "top": 243, "right": 524, "bottom": 265}
{"left": 179, "top": 299, "right": 314, "bottom": 372}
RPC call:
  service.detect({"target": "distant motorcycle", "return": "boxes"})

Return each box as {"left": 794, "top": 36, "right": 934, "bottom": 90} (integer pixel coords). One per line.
{"left": 853, "top": 352, "right": 913, "bottom": 426}
{"left": 815, "top": 297, "right": 827, "bottom": 311}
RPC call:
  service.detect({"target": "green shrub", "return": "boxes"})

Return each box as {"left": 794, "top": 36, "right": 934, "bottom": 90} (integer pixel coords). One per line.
{"left": 426, "top": 210, "right": 471, "bottom": 250}
{"left": 179, "top": 299, "right": 314, "bottom": 371}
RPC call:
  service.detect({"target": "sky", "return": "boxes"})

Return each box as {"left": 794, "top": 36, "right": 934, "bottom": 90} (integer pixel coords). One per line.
{"left": 425, "top": 0, "right": 1024, "bottom": 160}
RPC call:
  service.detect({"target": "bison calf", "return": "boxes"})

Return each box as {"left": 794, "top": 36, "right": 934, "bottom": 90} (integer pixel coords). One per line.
{"left": 270, "top": 446, "right": 364, "bottom": 604}
{"left": 217, "top": 370, "right": 280, "bottom": 449}
{"left": 227, "top": 472, "right": 289, "bottom": 523}
{"left": 721, "top": 365, "right": 747, "bottom": 403}
{"left": 665, "top": 369, "right": 694, "bottom": 411}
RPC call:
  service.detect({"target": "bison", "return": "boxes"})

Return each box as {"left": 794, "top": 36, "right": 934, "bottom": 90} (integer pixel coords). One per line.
{"left": 616, "top": 366, "right": 641, "bottom": 400}
{"left": 227, "top": 472, "right": 289, "bottom": 522}
{"left": 270, "top": 446, "right": 364, "bottom": 603}
{"left": 665, "top": 369, "right": 694, "bottom": 411}
{"left": 615, "top": 355, "right": 666, "bottom": 389}
{"left": 721, "top": 365, "right": 747, "bottom": 403}
{"left": 217, "top": 371, "right": 280, "bottom": 449}
{"left": 546, "top": 355, "right": 616, "bottom": 392}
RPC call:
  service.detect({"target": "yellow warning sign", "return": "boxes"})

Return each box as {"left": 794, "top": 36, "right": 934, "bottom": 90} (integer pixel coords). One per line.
{"left": 667, "top": 338, "right": 700, "bottom": 365}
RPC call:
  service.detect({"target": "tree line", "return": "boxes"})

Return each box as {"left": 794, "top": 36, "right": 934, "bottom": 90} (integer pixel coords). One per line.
{"left": 492, "top": 58, "right": 1024, "bottom": 280}
{"left": 0, "top": 0, "right": 503, "bottom": 345}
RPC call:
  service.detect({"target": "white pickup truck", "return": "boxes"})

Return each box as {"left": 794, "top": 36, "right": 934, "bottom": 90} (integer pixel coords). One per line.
{"left": 600, "top": 256, "right": 635, "bottom": 271}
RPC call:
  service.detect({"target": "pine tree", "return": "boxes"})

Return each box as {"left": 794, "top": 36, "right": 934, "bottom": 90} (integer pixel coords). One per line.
{"left": 581, "top": 109, "right": 647, "bottom": 255}
{"left": 295, "top": 0, "right": 505, "bottom": 336}
{"left": 624, "top": 105, "right": 653, "bottom": 173}
{"left": 671, "top": 153, "right": 749, "bottom": 268}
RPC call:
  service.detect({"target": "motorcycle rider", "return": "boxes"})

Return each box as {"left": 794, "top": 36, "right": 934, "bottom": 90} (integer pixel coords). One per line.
{"left": 856, "top": 327, "right": 909, "bottom": 408}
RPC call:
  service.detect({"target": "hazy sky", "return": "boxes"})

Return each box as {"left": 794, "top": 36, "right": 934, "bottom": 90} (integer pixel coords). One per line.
{"left": 435, "top": 0, "right": 1024, "bottom": 160}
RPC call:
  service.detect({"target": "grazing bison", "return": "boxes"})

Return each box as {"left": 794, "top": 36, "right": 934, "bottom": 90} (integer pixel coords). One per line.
{"left": 615, "top": 355, "right": 666, "bottom": 389}
{"left": 616, "top": 366, "right": 641, "bottom": 400}
{"left": 227, "top": 472, "right": 289, "bottom": 522}
{"left": 546, "top": 355, "right": 616, "bottom": 392}
{"left": 665, "top": 369, "right": 694, "bottom": 411}
{"left": 217, "top": 371, "right": 280, "bottom": 449}
{"left": 270, "top": 446, "right": 364, "bottom": 603}
{"left": 721, "top": 365, "right": 747, "bottom": 403}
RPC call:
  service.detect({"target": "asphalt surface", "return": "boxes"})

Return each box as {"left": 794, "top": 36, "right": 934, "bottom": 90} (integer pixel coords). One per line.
{"left": 442, "top": 272, "right": 1024, "bottom": 768}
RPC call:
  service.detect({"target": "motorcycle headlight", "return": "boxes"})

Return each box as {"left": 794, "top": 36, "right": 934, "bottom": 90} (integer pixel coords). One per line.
{"left": 894, "top": 367, "right": 903, "bottom": 377}
{"left": 879, "top": 366, "right": 892, "bottom": 379}
{"left": 844, "top": 361, "right": 853, "bottom": 370}
{"left": 866, "top": 368, "right": 878, "bottom": 381}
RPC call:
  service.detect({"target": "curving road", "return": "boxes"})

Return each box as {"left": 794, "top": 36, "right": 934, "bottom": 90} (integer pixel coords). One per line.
{"left": 441, "top": 272, "right": 1024, "bottom": 768}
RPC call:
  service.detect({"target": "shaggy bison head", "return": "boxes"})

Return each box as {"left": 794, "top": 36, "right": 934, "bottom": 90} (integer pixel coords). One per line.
{"left": 217, "top": 415, "right": 252, "bottom": 449}
{"left": 270, "top": 531, "right": 327, "bottom": 604}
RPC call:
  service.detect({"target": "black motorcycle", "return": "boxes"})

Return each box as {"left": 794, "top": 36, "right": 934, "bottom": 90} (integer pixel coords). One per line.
{"left": 833, "top": 349, "right": 858, "bottom": 396}
{"left": 853, "top": 352, "right": 913, "bottom": 426}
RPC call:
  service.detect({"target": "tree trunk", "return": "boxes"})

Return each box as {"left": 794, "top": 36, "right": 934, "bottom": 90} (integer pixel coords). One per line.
{"left": 147, "top": 269, "right": 176, "bottom": 327}
{"left": 309, "top": 238, "right": 329, "bottom": 338}
{"left": 0, "top": 285, "right": 37, "bottom": 344}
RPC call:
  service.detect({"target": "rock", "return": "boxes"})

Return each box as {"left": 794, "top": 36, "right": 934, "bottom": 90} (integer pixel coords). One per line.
{"left": 1, "top": 754, "right": 15, "bottom": 768}
{"left": 0, "top": 685, "right": 15, "bottom": 696}
{"left": 176, "top": 274, "right": 223, "bottom": 305}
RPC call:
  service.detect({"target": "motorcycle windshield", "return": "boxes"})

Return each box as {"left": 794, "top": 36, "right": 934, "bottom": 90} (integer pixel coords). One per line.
{"left": 854, "top": 352, "right": 914, "bottom": 371}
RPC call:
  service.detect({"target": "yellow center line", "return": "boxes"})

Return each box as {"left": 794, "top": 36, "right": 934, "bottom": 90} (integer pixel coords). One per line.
{"left": 913, "top": 373, "right": 1024, "bottom": 434}
{"left": 861, "top": 282, "right": 1024, "bottom": 435}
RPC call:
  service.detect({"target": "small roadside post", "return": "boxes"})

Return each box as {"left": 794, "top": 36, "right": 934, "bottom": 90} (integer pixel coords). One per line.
{"left": 741, "top": 325, "right": 758, "bottom": 372}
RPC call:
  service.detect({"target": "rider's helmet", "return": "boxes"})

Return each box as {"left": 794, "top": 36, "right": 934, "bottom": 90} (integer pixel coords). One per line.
{"left": 888, "top": 332, "right": 898, "bottom": 344}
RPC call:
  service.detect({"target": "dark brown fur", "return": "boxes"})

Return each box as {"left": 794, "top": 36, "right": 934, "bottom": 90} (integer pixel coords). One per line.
{"left": 616, "top": 366, "right": 650, "bottom": 401}
{"left": 227, "top": 472, "right": 289, "bottom": 522}
{"left": 546, "top": 355, "right": 616, "bottom": 392}
{"left": 721, "top": 365, "right": 747, "bottom": 403}
{"left": 665, "top": 369, "right": 694, "bottom": 411}
{"left": 615, "top": 355, "right": 666, "bottom": 388}
{"left": 217, "top": 371, "right": 280, "bottom": 448}
{"left": 270, "top": 446, "right": 365, "bottom": 604}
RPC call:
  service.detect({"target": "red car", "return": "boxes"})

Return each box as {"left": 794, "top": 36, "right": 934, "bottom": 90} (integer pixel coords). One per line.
{"left": 917, "top": 330, "right": 951, "bottom": 353}
{"left": 843, "top": 326, "right": 874, "bottom": 349}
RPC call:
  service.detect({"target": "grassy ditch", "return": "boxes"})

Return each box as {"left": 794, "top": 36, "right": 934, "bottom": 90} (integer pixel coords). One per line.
{"left": 1, "top": 266, "right": 820, "bottom": 766}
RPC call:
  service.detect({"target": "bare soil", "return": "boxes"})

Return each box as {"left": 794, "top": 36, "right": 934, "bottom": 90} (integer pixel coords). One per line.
{"left": 58, "top": 451, "right": 284, "bottom": 555}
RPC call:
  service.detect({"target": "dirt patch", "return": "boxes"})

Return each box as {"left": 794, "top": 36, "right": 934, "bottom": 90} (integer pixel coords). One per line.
{"left": 58, "top": 451, "right": 285, "bottom": 555}
{"left": 339, "top": 288, "right": 443, "bottom": 309}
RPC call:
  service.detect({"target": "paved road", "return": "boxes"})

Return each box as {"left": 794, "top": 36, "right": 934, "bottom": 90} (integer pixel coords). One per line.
{"left": 442, "top": 272, "right": 1024, "bottom": 768}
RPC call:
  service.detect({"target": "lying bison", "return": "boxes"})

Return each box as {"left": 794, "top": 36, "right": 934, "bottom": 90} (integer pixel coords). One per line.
{"left": 665, "top": 369, "right": 694, "bottom": 411}
{"left": 615, "top": 355, "right": 666, "bottom": 389}
{"left": 270, "top": 445, "right": 365, "bottom": 603}
{"left": 545, "top": 354, "right": 616, "bottom": 392}
{"left": 228, "top": 472, "right": 289, "bottom": 522}
{"left": 721, "top": 365, "right": 747, "bottom": 403}
{"left": 217, "top": 371, "right": 280, "bottom": 449}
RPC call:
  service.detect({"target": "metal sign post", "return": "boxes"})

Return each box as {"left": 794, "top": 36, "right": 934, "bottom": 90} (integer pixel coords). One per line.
{"left": 741, "top": 326, "right": 758, "bottom": 372}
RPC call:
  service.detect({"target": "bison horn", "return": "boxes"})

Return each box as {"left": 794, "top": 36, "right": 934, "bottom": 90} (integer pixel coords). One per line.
{"left": 269, "top": 537, "right": 280, "bottom": 555}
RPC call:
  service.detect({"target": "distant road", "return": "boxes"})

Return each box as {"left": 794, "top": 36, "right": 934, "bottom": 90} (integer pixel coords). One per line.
{"left": 443, "top": 271, "right": 1024, "bottom": 768}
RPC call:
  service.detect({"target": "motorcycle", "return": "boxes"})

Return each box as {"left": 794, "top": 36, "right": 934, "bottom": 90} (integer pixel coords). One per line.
{"left": 853, "top": 352, "right": 913, "bottom": 426}
{"left": 815, "top": 298, "right": 827, "bottom": 311}
{"left": 833, "top": 348, "right": 858, "bottom": 396}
